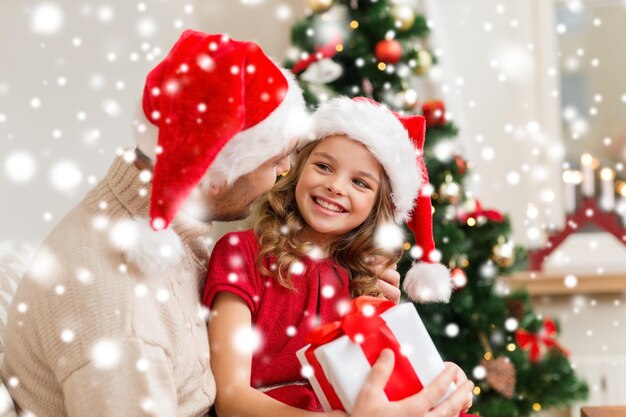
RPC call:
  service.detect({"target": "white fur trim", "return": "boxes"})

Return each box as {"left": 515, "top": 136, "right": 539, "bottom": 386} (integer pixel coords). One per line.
{"left": 403, "top": 262, "right": 452, "bottom": 303}
{"left": 205, "top": 69, "right": 311, "bottom": 186}
{"left": 307, "top": 97, "right": 421, "bottom": 223}
{"left": 109, "top": 218, "right": 185, "bottom": 275}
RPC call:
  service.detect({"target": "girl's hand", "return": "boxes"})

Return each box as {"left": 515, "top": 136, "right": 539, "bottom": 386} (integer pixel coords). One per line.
{"left": 369, "top": 256, "right": 401, "bottom": 303}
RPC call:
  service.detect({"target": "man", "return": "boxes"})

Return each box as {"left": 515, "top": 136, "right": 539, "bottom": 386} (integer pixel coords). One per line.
{"left": 1, "top": 30, "right": 472, "bottom": 416}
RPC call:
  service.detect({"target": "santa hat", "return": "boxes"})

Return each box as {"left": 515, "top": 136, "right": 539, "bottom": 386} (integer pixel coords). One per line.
{"left": 142, "top": 29, "right": 307, "bottom": 230}
{"left": 307, "top": 97, "right": 451, "bottom": 302}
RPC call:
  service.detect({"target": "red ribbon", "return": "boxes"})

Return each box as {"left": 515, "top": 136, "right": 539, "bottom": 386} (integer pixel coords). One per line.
{"left": 457, "top": 200, "right": 505, "bottom": 224}
{"left": 291, "top": 35, "right": 343, "bottom": 74}
{"left": 515, "top": 318, "right": 570, "bottom": 362}
{"left": 304, "top": 296, "right": 425, "bottom": 409}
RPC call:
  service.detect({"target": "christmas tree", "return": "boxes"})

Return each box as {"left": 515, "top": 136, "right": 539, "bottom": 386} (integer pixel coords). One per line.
{"left": 285, "top": 1, "right": 588, "bottom": 416}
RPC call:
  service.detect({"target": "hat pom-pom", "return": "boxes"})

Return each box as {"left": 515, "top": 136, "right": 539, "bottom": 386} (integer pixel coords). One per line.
{"left": 403, "top": 262, "right": 452, "bottom": 303}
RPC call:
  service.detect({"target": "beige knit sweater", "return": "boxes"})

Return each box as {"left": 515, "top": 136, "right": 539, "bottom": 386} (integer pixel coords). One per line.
{"left": 1, "top": 154, "right": 216, "bottom": 416}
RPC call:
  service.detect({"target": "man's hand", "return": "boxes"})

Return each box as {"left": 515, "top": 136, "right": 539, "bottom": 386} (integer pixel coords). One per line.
{"left": 369, "top": 256, "right": 401, "bottom": 303}
{"left": 351, "top": 349, "right": 475, "bottom": 417}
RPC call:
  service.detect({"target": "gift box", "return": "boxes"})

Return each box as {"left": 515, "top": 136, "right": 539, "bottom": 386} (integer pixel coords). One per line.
{"left": 297, "top": 296, "right": 456, "bottom": 413}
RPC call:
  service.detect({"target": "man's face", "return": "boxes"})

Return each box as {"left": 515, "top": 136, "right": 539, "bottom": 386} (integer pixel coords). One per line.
{"left": 189, "top": 139, "right": 296, "bottom": 222}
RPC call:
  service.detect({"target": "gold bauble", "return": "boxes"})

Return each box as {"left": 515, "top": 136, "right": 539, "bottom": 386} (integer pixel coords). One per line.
{"left": 439, "top": 180, "right": 461, "bottom": 205}
{"left": 307, "top": 0, "right": 333, "bottom": 13}
{"left": 492, "top": 240, "right": 515, "bottom": 268}
{"left": 391, "top": 5, "right": 415, "bottom": 31}
{"left": 398, "top": 88, "right": 419, "bottom": 110}
{"left": 414, "top": 50, "right": 433, "bottom": 75}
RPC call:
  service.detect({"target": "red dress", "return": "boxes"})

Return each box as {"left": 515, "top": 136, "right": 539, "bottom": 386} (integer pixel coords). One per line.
{"left": 203, "top": 230, "right": 351, "bottom": 411}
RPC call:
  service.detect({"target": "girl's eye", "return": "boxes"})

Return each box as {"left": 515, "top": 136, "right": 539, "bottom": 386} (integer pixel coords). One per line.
{"left": 314, "top": 162, "right": 331, "bottom": 172}
{"left": 353, "top": 178, "right": 369, "bottom": 189}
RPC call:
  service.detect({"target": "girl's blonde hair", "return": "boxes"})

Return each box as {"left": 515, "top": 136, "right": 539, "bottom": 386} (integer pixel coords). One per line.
{"left": 253, "top": 137, "right": 402, "bottom": 298}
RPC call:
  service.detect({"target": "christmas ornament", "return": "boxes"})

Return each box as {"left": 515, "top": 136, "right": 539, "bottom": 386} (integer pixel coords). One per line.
{"left": 391, "top": 5, "right": 415, "bottom": 31}
{"left": 414, "top": 49, "right": 433, "bottom": 75}
{"left": 397, "top": 88, "right": 418, "bottom": 110}
{"left": 505, "top": 299, "right": 525, "bottom": 321}
{"left": 292, "top": 36, "right": 343, "bottom": 74}
{"left": 454, "top": 155, "right": 467, "bottom": 175}
{"left": 457, "top": 200, "right": 505, "bottom": 226}
{"left": 492, "top": 238, "right": 515, "bottom": 268}
{"left": 301, "top": 58, "right": 343, "bottom": 84}
{"left": 308, "top": 0, "right": 333, "bottom": 14}
{"left": 439, "top": 176, "right": 462, "bottom": 205}
{"left": 422, "top": 100, "right": 446, "bottom": 127}
{"left": 481, "top": 357, "right": 516, "bottom": 399}
{"left": 515, "top": 318, "right": 570, "bottom": 362}
{"left": 451, "top": 268, "right": 467, "bottom": 289}
{"left": 375, "top": 39, "right": 402, "bottom": 64}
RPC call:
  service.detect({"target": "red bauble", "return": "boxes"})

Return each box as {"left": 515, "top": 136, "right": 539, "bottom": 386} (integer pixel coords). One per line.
{"left": 422, "top": 100, "right": 446, "bottom": 127}
{"left": 454, "top": 155, "right": 467, "bottom": 175}
{"left": 375, "top": 39, "right": 402, "bottom": 64}
{"left": 451, "top": 268, "right": 467, "bottom": 289}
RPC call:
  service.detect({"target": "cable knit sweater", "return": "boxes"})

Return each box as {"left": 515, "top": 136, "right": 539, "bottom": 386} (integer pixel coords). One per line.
{"left": 0, "top": 153, "right": 216, "bottom": 416}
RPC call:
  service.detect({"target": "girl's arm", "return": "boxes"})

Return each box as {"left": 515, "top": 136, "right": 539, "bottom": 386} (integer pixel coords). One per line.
{"left": 208, "top": 292, "right": 345, "bottom": 417}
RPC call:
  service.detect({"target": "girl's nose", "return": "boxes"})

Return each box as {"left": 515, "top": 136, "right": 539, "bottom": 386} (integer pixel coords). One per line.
{"left": 325, "top": 177, "right": 346, "bottom": 196}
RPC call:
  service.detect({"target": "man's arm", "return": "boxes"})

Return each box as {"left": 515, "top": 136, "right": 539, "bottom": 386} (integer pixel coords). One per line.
{"left": 62, "top": 338, "right": 177, "bottom": 417}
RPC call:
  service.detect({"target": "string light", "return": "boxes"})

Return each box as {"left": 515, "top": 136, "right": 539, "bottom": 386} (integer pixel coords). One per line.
{"left": 377, "top": 62, "right": 387, "bottom": 71}
{"left": 350, "top": 20, "right": 359, "bottom": 29}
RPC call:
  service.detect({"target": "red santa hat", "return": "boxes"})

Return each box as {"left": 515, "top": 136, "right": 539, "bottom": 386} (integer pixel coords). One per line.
{"left": 142, "top": 29, "right": 307, "bottom": 230}
{"left": 306, "top": 97, "right": 452, "bottom": 302}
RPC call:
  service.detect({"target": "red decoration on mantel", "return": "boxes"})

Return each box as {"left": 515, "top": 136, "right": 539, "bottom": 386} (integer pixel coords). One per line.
{"left": 528, "top": 198, "right": 626, "bottom": 271}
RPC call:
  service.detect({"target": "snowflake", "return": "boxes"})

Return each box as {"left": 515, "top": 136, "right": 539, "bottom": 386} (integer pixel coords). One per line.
{"left": 91, "top": 339, "right": 121, "bottom": 369}
{"left": 30, "top": 2, "right": 64, "bottom": 35}
{"left": 50, "top": 160, "right": 83, "bottom": 192}
{"left": 5, "top": 151, "right": 37, "bottom": 183}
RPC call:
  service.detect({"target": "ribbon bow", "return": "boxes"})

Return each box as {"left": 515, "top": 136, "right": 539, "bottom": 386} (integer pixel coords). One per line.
{"left": 306, "top": 296, "right": 394, "bottom": 345}
{"left": 515, "top": 318, "right": 570, "bottom": 362}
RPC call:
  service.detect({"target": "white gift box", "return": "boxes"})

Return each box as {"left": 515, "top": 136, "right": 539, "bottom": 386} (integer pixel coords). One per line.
{"left": 297, "top": 302, "right": 456, "bottom": 413}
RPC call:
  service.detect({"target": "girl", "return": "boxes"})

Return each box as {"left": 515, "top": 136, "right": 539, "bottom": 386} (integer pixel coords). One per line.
{"left": 203, "top": 97, "right": 466, "bottom": 417}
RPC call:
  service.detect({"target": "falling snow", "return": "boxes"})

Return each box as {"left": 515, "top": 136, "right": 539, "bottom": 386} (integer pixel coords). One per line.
{"left": 91, "top": 339, "right": 121, "bottom": 369}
